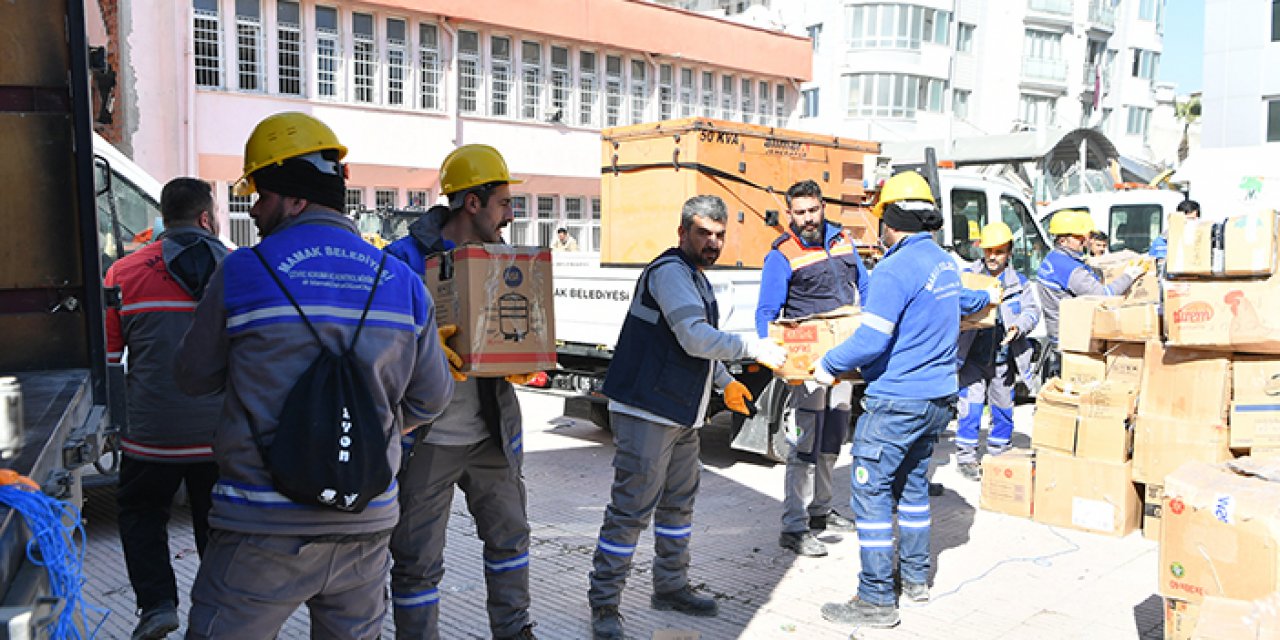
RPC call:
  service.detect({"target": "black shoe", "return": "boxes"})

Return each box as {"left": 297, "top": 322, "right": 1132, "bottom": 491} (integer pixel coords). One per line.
{"left": 132, "top": 605, "right": 179, "bottom": 640}
{"left": 779, "top": 531, "right": 828, "bottom": 557}
{"left": 958, "top": 462, "right": 982, "bottom": 482}
{"left": 651, "top": 585, "right": 719, "bottom": 617}
{"left": 928, "top": 482, "right": 945, "bottom": 496}
{"left": 809, "top": 510, "right": 857, "bottom": 532}
{"left": 902, "top": 581, "right": 930, "bottom": 603}
{"left": 591, "top": 606, "right": 623, "bottom": 640}
{"left": 498, "top": 623, "right": 538, "bottom": 639}
{"left": 820, "top": 597, "right": 901, "bottom": 628}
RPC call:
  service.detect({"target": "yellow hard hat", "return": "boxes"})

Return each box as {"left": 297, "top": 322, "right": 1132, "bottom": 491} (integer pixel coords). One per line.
{"left": 440, "top": 144, "right": 523, "bottom": 195}
{"left": 1048, "top": 209, "right": 1095, "bottom": 237}
{"left": 979, "top": 221, "right": 1014, "bottom": 248}
{"left": 872, "top": 171, "right": 935, "bottom": 218}
{"left": 234, "top": 112, "right": 348, "bottom": 196}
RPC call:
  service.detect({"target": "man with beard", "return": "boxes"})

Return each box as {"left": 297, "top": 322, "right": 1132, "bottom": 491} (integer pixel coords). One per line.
{"left": 385, "top": 144, "right": 540, "bottom": 639}
{"left": 754, "top": 179, "right": 867, "bottom": 557}
{"left": 587, "top": 195, "right": 788, "bottom": 640}
{"left": 953, "top": 222, "right": 1041, "bottom": 481}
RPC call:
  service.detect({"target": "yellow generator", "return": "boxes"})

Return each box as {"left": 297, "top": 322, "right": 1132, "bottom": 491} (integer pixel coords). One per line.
{"left": 600, "top": 118, "right": 880, "bottom": 268}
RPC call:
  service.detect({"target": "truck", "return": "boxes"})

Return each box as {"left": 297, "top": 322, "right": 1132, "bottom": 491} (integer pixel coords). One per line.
{"left": 1038, "top": 186, "right": 1186, "bottom": 254}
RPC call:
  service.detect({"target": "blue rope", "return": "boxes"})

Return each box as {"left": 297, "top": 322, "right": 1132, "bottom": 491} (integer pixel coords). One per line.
{"left": 0, "top": 484, "right": 109, "bottom": 638}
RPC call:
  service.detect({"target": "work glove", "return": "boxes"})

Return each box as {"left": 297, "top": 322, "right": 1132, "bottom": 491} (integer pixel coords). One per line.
{"left": 747, "top": 336, "right": 788, "bottom": 370}
{"left": 505, "top": 372, "right": 544, "bottom": 386}
{"left": 1122, "top": 263, "right": 1146, "bottom": 280}
{"left": 723, "top": 380, "right": 753, "bottom": 416}
{"left": 811, "top": 359, "right": 836, "bottom": 386}
{"left": 437, "top": 324, "right": 467, "bottom": 382}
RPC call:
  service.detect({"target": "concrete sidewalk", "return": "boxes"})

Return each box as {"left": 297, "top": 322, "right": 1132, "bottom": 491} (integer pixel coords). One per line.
{"left": 80, "top": 389, "right": 1162, "bottom": 639}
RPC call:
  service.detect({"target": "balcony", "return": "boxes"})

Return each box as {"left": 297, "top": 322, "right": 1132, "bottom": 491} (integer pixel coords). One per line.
{"left": 1023, "top": 57, "right": 1068, "bottom": 83}
{"left": 1087, "top": 0, "right": 1116, "bottom": 30}
{"left": 1028, "top": 0, "right": 1073, "bottom": 15}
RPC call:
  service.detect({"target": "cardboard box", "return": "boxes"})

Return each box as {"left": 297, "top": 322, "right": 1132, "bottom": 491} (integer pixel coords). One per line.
{"left": 1132, "top": 415, "right": 1233, "bottom": 485}
{"left": 1137, "top": 341, "right": 1232, "bottom": 422}
{"left": 1032, "top": 379, "right": 1079, "bottom": 454}
{"left": 1079, "top": 382, "right": 1138, "bottom": 420}
{"left": 960, "top": 272, "right": 1001, "bottom": 330}
{"left": 1165, "top": 598, "right": 1199, "bottom": 640}
{"left": 1060, "top": 351, "right": 1106, "bottom": 387}
{"left": 1058, "top": 296, "right": 1108, "bottom": 353}
{"left": 425, "top": 245, "right": 557, "bottom": 375}
{"left": 1164, "top": 274, "right": 1280, "bottom": 354}
{"left": 769, "top": 306, "right": 862, "bottom": 382}
{"left": 1228, "top": 356, "right": 1280, "bottom": 448}
{"left": 979, "top": 450, "right": 1035, "bottom": 518}
{"left": 1166, "top": 215, "right": 1216, "bottom": 277}
{"left": 1075, "top": 415, "right": 1133, "bottom": 463}
{"left": 1191, "top": 594, "right": 1280, "bottom": 639}
{"left": 1222, "top": 210, "right": 1278, "bottom": 277}
{"left": 1032, "top": 449, "right": 1140, "bottom": 537}
{"left": 1104, "top": 342, "right": 1146, "bottom": 391}
{"left": 1089, "top": 250, "right": 1160, "bottom": 306}
{"left": 1092, "top": 302, "right": 1160, "bottom": 343}
{"left": 1144, "top": 484, "right": 1164, "bottom": 541}
{"left": 1161, "top": 458, "right": 1280, "bottom": 605}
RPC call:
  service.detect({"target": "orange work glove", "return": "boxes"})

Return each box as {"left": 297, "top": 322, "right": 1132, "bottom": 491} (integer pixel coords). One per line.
{"left": 505, "top": 372, "right": 543, "bottom": 385}
{"left": 437, "top": 324, "right": 467, "bottom": 382}
{"left": 723, "top": 380, "right": 754, "bottom": 416}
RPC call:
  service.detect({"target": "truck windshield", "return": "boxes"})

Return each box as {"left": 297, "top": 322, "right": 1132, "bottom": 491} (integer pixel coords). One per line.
{"left": 95, "top": 157, "right": 160, "bottom": 272}
{"left": 1109, "top": 204, "right": 1163, "bottom": 253}
{"left": 999, "top": 195, "right": 1050, "bottom": 278}
{"left": 949, "top": 188, "right": 987, "bottom": 262}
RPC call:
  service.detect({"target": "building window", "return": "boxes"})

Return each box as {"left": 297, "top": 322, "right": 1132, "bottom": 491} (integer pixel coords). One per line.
{"left": 1021, "top": 94, "right": 1057, "bottom": 126}
{"left": 315, "top": 6, "right": 340, "bottom": 99}
{"left": 375, "top": 188, "right": 397, "bottom": 210}
{"left": 345, "top": 188, "right": 365, "bottom": 214}
{"left": 721, "top": 74, "right": 736, "bottom": 120}
{"left": 490, "top": 36, "right": 513, "bottom": 117}
{"left": 591, "top": 197, "right": 602, "bottom": 250}
{"left": 757, "top": 80, "right": 770, "bottom": 123}
{"left": 775, "top": 84, "right": 787, "bottom": 125}
{"left": 537, "top": 196, "right": 558, "bottom": 247}
{"left": 1126, "top": 106, "right": 1151, "bottom": 136}
{"left": 579, "top": 51, "right": 599, "bottom": 127}
{"left": 701, "top": 71, "right": 715, "bottom": 117}
{"left": 419, "top": 24, "right": 441, "bottom": 110}
{"left": 384, "top": 18, "right": 407, "bottom": 107}
{"left": 509, "top": 195, "right": 531, "bottom": 245}
{"left": 658, "top": 64, "right": 674, "bottom": 121}
{"left": 406, "top": 189, "right": 430, "bottom": 209}
{"left": 807, "top": 23, "right": 822, "bottom": 51}
{"left": 1024, "top": 29, "right": 1066, "bottom": 81}
{"left": 193, "top": 0, "right": 222, "bottom": 88}
{"left": 740, "top": 77, "right": 753, "bottom": 123}
{"left": 847, "top": 5, "right": 951, "bottom": 50}
{"left": 276, "top": 0, "right": 302, "bottom": 95}
{"left": 845, "top": 73, "right": 946, "bottom": 118}
{"left": 550, "top": 46, "right": 571, "bottom": 122}
{"left": 957, "top": 23, "right": 975, "bottom": 53}
{"left": 1273, "top": 0, "right": 1280, "bottom": 42}
{"left": 629, "top": 59, "right": 648, "bottom": 124}
{"left": 605, "top": 55, "right": 623, "bottom": 127}
{"left": 801, "top": 88, "right": 819, "bottom": 118}
{"left": 679, "top": 68, "right": 695, "bottom": 118}
{"left": 953, "top": 89, "right": 971, "bottom": 119}
{"left": 352, "top": 13, "right": 376, "bottom": 103}
{"left": 457, "top": 30, "right": 481, "bottom": 115}
{"left": 227, "top": 187, "right": 258, "bottom": 247}
{"left": 1131, "top": 49, "right": 1160, "bottom": 81}
{"left": 521, "top": 40, "right": 543, "bottom": 121}
{"left": 1138, "top": 0, "right": 1163, "bottom": 23}
{"left": 234, "top": 0, "right": 264, "bottom": 91}
{"left": 1267, "top": 99, "right": 1280, "bottom": 142}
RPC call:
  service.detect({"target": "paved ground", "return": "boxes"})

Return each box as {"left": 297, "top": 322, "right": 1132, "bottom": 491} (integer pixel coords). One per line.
{"left": 80, "top": 389, "right": 1163, "bottom": 639}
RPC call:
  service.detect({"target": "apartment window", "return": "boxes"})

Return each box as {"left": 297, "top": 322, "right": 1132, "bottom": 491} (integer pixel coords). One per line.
{"left": 700, "top": 71, "right": 715, "bottom": 117}
{"left": 591, "top": 197, "right": 602, "bottom": 250}
{"left": 234, "top": 0, "right": 264, "bottom": 91}
{"left": 757, "top": 80, "right": 770, "bottom": 123}
{"left": 1021, "top": 94, "right": 1057, "bottom": 126}
{"left": 579, "top": 51, "right": 598, "bottom": 126}
{"left": 629, "top": 59, "right": 648, "bottom": 124}
{"left": 679, "top": 68, "right": 695, "bottom": 118}
{"left": 1131, "top": 49, "right": 1160, "bottom": 81}
{"left": 419, "top": 24, "right": 441, "bottom": 110}
{"left": 775, "top": 84, "right": 787, "bottom": 125}
{"left": 802, "top": 87, "right": 819, "bottom": 118}
{"left": 550, "top": 46, "right": 571, "bottom": 122}
{"left": 385, "top": 18, "right": 407, "bottom": 106}
{"left": 658, "top": 64, "right": 674, "bottom": 121}
{"left": 457, "top": 30, "right": 481, "bottom": 114}
{"left": 193, "top": 0, "right": 222, "bottom": 88}
{"left": 1267, "top": 99, "right": 1280, "bottom": 142}
{"left": 721, "top": 75, "right": 736, "bottom": 120}
{"left": 521, "top": 40, "right": 543, "bottom": 121}
{"left": 1024, "top": 29, "right": 1066, "bottom": 81}
{"left": 352, "top": 13, "right": 376, "bottom": 103}
{"left": 957, "top": 23, "right": 975, "bottom": 53}
{"left": 807, "top": 23, "right": 822, "bottom": 51}
{"left": 736, "top": 78, "right": 750, "bottom": 123}
{"left": 315, "top": 6, "right": 340, "bottom": 99}
{"left": 1138, "top": 0, "right": 1163, "bottom": 23}
{"left": 406, "top": 189, "right": 430, "bottom": 209}
{"left": 276, "top": 1, "right": 302, "bottom": 95}
{"left": 847, "top": 5, "right": 951, "bottom": 50}
{"left": 537, "top": 196, "right": 558, "bottom": 247}
{"left": 375, "top": 188, "right": 397, "bottom": 210}
{"left": 1273, "top": 0, "right": 1280, "bottom": 42}
{"left": 1126, "top": 106, "right": 1151, "bottom": 136}
{"left": 490, "top": 36, "right": 513, "bottom": 117}
{"left": 345, "top": 188, "right": 365, "bottom": 214}
{"left": 845, "top": 73, "right": 946, "bottom": 118}
{"left": 605, "top": 55, "right": 623, "bottom": 127}
{"left": 953, "top": 89, "right": 971, "bottom": 119}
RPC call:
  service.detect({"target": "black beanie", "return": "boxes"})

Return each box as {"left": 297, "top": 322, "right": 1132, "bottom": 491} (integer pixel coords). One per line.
{"left": 882, "top": 200, "right": 944, "bottom": 233}
{"left": 252, "top": 153, "right": 346, "bottom": 213}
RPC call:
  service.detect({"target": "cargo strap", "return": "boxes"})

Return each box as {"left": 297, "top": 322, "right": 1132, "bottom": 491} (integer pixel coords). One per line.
{"left": 601, "top": 162, "right": 865, "bottom": 209}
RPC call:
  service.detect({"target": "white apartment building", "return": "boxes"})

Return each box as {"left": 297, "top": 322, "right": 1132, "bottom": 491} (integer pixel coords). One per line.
{"left": 1201, "top": 0, "right": 1280, "bottom": 147}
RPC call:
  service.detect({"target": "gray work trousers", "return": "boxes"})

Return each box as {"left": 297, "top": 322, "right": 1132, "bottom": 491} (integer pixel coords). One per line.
{"left": 389, "top": 437, "right": 531, "bottom": 639}
{"left": 588, "top": 411, "right": 700, "bottom": 608}
{"left": 782, "top": 383, "right": 838, "bottom": 534}
{"left": 185, "top": 529, "right": 390, "bottom": 640}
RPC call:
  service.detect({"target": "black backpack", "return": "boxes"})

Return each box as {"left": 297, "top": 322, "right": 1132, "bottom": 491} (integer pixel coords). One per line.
{"left": 249, "top": 248, "right": 393, "bottom": 513}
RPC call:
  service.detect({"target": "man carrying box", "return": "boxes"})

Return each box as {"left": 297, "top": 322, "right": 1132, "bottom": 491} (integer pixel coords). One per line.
{"left": 954, "top": 222, "right": 1042, "bottom": 481}
{"left": 754, "top": 179, "right": 867, "bottom": 557}
{"left": 385, "top": 145, "right": 540, "bottom": 640}
{"left": 587, "top": 195, "right": 788, "bottom": 640}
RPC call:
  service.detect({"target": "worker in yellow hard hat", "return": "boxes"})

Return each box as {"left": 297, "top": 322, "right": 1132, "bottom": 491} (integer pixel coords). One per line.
{"left": 1036, "top": 209, "right": 1144, "bottom": 376}
{"left": 384, "top": 144, "right": 541, "bottom": 640}
{"left": 954, "top": 222, "right": 1042, "bottom": 481}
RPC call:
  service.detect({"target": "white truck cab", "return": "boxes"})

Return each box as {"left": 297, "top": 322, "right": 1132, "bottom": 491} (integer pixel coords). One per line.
{"left": 1038, "top": 189, "right": 1186, "bottom": 254}
{"left": 92, "top": 132, "right": 163, "bottom": 272}
{"left": 931, "top": 169, "right": 1052, "bottom": 281}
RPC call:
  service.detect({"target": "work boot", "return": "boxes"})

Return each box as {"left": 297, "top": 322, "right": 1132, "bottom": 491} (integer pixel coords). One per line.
{"left": 132, "top": 604, "right": 179, "bottom": 640}
{"left": 958, "top": 462, "right": 982, "bottom": 482}
{"left": 902, "top": 581, "right": 930, "bottom": 603}
{"left": 820, "top": 597, "right": 901, "bottom": 628}
{"left": 651, "top": 585, "right": 719, "bottom": 617}
{"left": 779, "top": 531, "right": 828, "bottom": 557}
{"left": 498, "top": 623, "right": 538, "bottom": 639}
{"left": 591, "top": 605, "right": 623, "bottom": 640}
{"left": 809, "top": 510, "right": 856, "bottom": 532}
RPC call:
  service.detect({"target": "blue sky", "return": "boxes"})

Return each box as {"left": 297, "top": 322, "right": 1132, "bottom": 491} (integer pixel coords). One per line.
{"left": 1158, "top": 0, "right": 1204, "bottom": 92}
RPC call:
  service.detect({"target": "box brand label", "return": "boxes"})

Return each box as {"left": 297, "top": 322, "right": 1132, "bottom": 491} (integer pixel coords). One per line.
{"left": 1172, "top": 302, "right": 1214, "bottom": 324}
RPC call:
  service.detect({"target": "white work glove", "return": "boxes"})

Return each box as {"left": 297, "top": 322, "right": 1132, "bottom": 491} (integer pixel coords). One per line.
{"left": 747, "top": 337, "right": 788, "bottom": 370}
{"left": 1123, "top": 264, "right": 1146, "bottom": 280}
{"left": 812, "top": 359, "right": 836, "bottom": 386}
